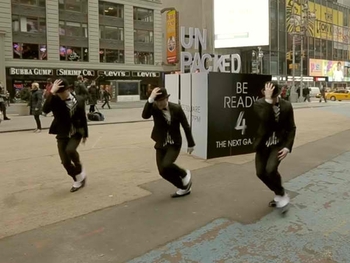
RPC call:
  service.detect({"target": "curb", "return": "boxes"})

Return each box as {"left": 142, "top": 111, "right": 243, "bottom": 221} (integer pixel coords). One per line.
{"left": 0, "top": 119, "right": 152, "bottom": 134}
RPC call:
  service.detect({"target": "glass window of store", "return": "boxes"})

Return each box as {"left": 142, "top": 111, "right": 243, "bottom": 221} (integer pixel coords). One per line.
{"left": 58, "top": 0, "right": 88, "bottom": 62}
{"left": 59, "top": 0, "right": 87, "bottom": 13}
{"left": 134, "top": 7, "right": 153, "bottom": 22}
{"left": 11, "top": 0, "right": 47, "bottom": 60}
{"left": 133, "top": 7, "right": 154, "bottom": 65}
{"left": 100, "top": 26, "right": 123, "bottom": 41}
{"left": 99, "top": 49, "right": 124, "bottom": 63}
{"left": 12, "top": 0, "right": 45, "bottom": 6}
{"left": 134, "top": 52, "right": 154, "bottom": 64}
{"left": 134, "top": 30, "right": 153, "bottom": 43}
{"left": 99, "top": 1, "right": 125, "bottom": 63}
{"left": 99, "top": 1, "right": 123, "bottom": 18}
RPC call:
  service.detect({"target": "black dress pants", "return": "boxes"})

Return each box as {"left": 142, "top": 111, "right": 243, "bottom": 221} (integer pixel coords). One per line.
{"left": 34, "top": 114, "right": 41, "bottom": 129}
{"left": 102, "top": 100, "right": 110, "bottom": 109}
{"left": 57, "top": 134, "right": 83, "bottom": 181}
{"left": 255, "top": 145, "right": 285, "bottom": 196}
{"left": 156, "top": 145, "right": 187, "bottom": 189}
{"left": 0, "top": 102, "right": 8, "bottom": 118}
{"left": 89, "top": 104, "right": 96, "bottom": 113}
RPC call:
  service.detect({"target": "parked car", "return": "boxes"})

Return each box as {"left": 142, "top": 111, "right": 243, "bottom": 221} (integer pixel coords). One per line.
{"left": 326, "top": 90, "right": 350, "bottom": 101}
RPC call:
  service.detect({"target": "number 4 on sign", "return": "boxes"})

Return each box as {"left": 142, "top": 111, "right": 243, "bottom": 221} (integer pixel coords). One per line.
{"left": 235, "top": 111, "right": 247, "bottom": 135}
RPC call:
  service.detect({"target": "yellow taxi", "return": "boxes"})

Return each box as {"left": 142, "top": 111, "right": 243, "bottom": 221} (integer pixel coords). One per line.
{"left": 326, "top": 90, "right": 350, "bottom": 101}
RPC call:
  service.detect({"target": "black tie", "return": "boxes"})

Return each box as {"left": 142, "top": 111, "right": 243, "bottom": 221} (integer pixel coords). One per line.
{"left": 65, "top": 98, "right": 71, "bottom": 101}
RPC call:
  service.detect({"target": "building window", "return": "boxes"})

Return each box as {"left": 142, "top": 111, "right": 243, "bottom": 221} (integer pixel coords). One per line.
{"left": 133, "top": 7, "right": 153, "bottom": 22}
{"left": 134, "top": 30, "right": 153, "bottom": 43}
{"left": 100, "top": 26, "right": 123, "bottom": 41}
{"left": 13, "top": 43, "right": 47, "bottom": 60}
{"left": 99, "top": 49, "right": 124, "bottom": 63}
{"left": 99, "top": 1, "right": 123, "bottom": 18}
{"left": 60, "top": 46, "right": 88, "bottom": 61}
{"left": 59, "top": 0, "right": 87, "bottom": 13}
{"left": 59, "top": 21, "right": 88, "bottom": 37}
{"left": 12, "top": 0, "right": 46, "bottom": 7}
{"left": 134, "top": 51, "right": 153, "bottom": 64}
{"left": 12, "top": 15, "right": 46, "bottom": 33}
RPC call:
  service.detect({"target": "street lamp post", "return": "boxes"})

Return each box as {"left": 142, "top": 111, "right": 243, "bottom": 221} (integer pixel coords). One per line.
{"left": 290, "top": 0, "right": 315, "bottom": 102}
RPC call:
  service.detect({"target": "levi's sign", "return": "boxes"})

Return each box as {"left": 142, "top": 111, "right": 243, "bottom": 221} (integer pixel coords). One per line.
{"left": 9, "top": 68, "right": 53, "bottom": 76}
{"left": 132, "top": 71, "right": 160, "bottom": 78}
{"left": 101, "top": 70, "right": 130, "bottom": 77}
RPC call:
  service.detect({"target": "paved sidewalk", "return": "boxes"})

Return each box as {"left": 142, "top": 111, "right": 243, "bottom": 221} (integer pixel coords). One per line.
{"left": 0, "top": 100, "right": 347, "bottom": 133}
{"left": 1, "top": 125, "right": 350, "bottom": 263}
{"left": 130, "top": 151, "right": 350, "bottom": 263}
{"left": 0, "top": 103, "right": 148, "bottom": 133}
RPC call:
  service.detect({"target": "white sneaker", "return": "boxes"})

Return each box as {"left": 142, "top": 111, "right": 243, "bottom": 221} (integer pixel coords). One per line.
{"left": 176, "top": 187, "right": 191, "bottom": 195}
{"left": 276, "top": 194, "right": 290, "bottom": 208}
{"left": 182, "top": 170, "right": 191, "bottom": 187}
{"left": 73, "top": 168, "right": 86, "bottom": 188}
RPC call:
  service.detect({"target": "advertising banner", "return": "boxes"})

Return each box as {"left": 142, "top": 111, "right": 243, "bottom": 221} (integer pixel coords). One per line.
{"left": 165, "top": 74, "right": 179, "bottom": 104}
{"left": 191, "top": 73, "right": 208, "bottom": 159}
{"left": 166, "top": 72, "right": 271, "bottom": 159}
{"left": 309, "top": 59, "right": 324, "bottom": 77}
{"left": 207, "top": 72, "right": 271, "bottom": 159}
{"left": 214, "top": 0, "right": 269, "bottom": 48}
{"left": 166, "top": 10, "right": 178, "bottom": 64}
{"left": 309, "top": 59, "right": 346, "bottom": 81}
{"left": 286, "top": 0, "right": 343, "bottom": 41}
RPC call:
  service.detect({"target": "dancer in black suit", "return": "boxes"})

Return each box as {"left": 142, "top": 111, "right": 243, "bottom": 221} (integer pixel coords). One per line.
{"left": 43, "top": 79, "right": 88, "bottom": 192}
{"left": 253, "top": 82, "right": 296, "bottom": 210}
{"left": 142, "top": 87, "right": 195, "bottom": 198}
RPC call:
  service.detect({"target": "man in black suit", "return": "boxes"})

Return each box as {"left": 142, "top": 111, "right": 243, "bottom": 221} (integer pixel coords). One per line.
{"left": 253, "top": 82, "right": 296, "bottom": 209}
{"left": 43, "top": 78, "right": 88, "bottom": 192}
{"left": 142, "top": 87, "right": 195, "bottom": 198}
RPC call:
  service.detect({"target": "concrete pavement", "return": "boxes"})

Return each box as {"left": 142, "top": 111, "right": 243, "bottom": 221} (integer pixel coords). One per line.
{"left": 130, "top": 150, "right": 350, "bottom": 263}
{"left": 0, "top": 100, "right": 348, "bottom": 133}
{"left": 1, "top": 103, "right": 350, "bottom": 262}
{"left": 0, "top": 101, "right": 147, "bottom": 133}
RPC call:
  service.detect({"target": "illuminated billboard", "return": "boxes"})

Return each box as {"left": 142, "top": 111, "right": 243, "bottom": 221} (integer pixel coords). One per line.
{"left": 214, "top": 0, "right": 269, "bottom": 48}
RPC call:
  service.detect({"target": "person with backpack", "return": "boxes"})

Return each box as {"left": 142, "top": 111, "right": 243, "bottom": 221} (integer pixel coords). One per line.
{"left": 88, "top": 81, "right": 98, "bottom": 113}
{"left": 74, "top": 75, "right": 89, "bottom": 102}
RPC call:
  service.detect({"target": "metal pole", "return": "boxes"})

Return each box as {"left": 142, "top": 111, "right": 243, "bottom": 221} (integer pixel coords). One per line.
{"left": 292, "top": 35, "right": 295, "bottom": 95}
{"left": 300, "top": 35, "right": 303, "bottom": 101}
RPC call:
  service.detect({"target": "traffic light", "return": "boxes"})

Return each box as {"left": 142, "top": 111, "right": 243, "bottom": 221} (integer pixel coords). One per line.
{"left": 286, "top": 51, "right": 292, "bottom": 60}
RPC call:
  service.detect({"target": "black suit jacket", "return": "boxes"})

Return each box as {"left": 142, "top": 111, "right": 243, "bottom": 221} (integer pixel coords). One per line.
{"left": 253, "top": 98, "right": 296, "bottom": 152}
{"left": 43, "top": 93, "right": 88, "bottom": 138}
{"left": 142, "top": 101, "right": 195, "bottom": 149}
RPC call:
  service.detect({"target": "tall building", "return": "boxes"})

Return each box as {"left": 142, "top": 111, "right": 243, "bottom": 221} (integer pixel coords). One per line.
{"left": 0, "top": 0, "right": 163, "bottom": 102}
{"left": 162, "top": 0, "right": 350, "bottom": 89}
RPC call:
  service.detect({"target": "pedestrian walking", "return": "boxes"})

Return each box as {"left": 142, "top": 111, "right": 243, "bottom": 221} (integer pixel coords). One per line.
{"left": 303, "top": 87, "right": 311, "bottom": 102}
{"left": 0, "top": 85, "right": 10, "bottom": 121}
{"left": 142, "top": 87, "right": 195, "bottom": 198}
{"left": 319, "top": 83, "right": 327, "bottom": 103}
{"left": 101, "top": 87, "right": 111, "bottom": 109}
{"left": 253, "top": 82, "right": 296, "bottom": 213}
{"left": 29, "top": 82, "right": 43, "bottom": 133}
{"left": 43, "top": 78, "right": 88, "bottom": 192}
